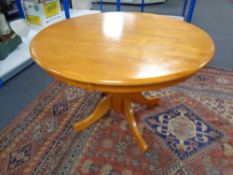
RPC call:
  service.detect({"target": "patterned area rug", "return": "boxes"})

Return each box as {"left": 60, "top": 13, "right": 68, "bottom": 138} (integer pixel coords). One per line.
{"left": 0, "top": 68, "right": 233, "bottom": 175}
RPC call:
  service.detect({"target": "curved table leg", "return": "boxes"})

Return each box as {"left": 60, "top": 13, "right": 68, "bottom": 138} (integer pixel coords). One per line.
{"left": 73, "top": 92, "right": 157, "bottom": 152}
{"left": 124, "top": 99, "right": 148, "bottom": 152}
{"left": 129, "top": 93, "right": 159, "bottom": 106}
{"left": 73, "top": 94, "right": 111, "bottom": 132}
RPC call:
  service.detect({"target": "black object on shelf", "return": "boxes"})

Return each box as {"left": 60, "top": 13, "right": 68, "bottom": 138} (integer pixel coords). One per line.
{"left": 0, "top": 0, "right": 19, "bottom": 20}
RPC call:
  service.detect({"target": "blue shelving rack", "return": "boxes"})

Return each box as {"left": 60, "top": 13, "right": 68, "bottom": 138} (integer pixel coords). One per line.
{"left": 45, "top": 0, "right": 196, "bottom": 28}
{"left": 15, "top": 0, "right": 197, "bottom": 22}
{"left": 97, "top": 0, "right": 197, "bottom": 23}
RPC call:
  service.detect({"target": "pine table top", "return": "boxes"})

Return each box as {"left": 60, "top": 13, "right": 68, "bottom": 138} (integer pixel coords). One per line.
{"left": 30, "top": 12, "right": 215, "bottom": 92}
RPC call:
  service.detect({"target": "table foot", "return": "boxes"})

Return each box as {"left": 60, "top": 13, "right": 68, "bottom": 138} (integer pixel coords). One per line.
{"left": 129, "top": 93, "right": 159, "bottom": 106}
{"left": 124, "top": 99, "right": 148, "bottom": 152}
{"left": 73, "top": 95, "right": 111, "bottom": 132}
{"left": 73, "top": 92, "right": 159, "bottom": 152}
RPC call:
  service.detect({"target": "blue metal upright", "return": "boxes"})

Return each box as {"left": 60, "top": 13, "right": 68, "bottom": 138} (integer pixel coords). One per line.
{"left": 15, "top": 0, "right": 25, "bottom": 18}
{"left": 0, "top": 79, "right": 3, "bottom": 88}
{"left": 99, "top": 0, "right": 104, "bottom": 11}
{"left": 182, "top": 0, "right": 188, "bottom": 17}
{"left": 116, "top": 0, "right": 121, "bottom": 11}
{"left": 63, "top": 0, "right": 70, "bottom": 19}
{"left": 141, "top": 0, "right": 145, "bottom": 12}
{"left": 186, "top": 0, "right": 196, "bottom": 23}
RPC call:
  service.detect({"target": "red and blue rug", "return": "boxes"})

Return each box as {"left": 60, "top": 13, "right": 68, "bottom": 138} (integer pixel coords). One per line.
{"left": 0, "top": 68, "right": 233, "bottom": 175}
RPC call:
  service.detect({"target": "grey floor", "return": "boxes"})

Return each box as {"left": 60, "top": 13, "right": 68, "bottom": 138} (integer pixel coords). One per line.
{"left": 0, "top": 0, "right": 233, "bottom": 129}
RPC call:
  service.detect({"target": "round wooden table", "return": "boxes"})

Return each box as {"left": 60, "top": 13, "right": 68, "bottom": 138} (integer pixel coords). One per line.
{"left": 30, "top": 12, "right": 215, "bottom": 152}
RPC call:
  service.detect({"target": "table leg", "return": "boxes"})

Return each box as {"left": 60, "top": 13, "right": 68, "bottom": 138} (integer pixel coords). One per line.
{"left": 73, "top": 94, "right": 111, "bottom": 132}
{"left": 129, "top": 93, "right": 159, "bottom": 106}
{"left": 73, "top": 92, "right": 159, "bottom": 152}
{"left": 124, "top": 99, "right": 148, "bottom": 152}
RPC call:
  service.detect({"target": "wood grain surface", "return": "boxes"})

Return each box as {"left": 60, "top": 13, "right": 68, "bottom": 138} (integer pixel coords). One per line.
{"left": 30, "top": 12, "right": 215, "bottom": 92}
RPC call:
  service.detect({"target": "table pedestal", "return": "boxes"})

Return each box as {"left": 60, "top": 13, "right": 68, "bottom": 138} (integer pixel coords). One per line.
{"left": 73, "top": 93, "right": 159, "bottom": 152}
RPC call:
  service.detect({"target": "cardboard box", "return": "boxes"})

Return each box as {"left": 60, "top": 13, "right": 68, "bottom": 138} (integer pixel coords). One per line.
{"left": 22, "top": 0, "right": 62, "bottom": 26}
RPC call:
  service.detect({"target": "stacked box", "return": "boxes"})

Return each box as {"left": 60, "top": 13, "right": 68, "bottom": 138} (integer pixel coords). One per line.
{"left": 22, "top": 0, "right": 62, "bottom": 26}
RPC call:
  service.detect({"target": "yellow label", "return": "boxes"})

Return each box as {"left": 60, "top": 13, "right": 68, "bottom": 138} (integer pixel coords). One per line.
{"left": 27, "top": 15, "right": 41, "bottom": 25}
{"left": 44, "top": 1, "right": 59, "bottom": 18}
